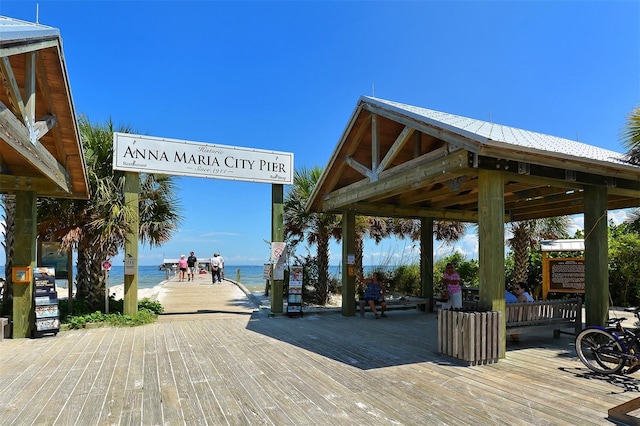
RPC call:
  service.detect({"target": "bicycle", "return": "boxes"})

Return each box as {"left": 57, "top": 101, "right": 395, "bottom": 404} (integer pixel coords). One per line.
{"left": 575, "top": 307, "right": 640, "bottom": 375}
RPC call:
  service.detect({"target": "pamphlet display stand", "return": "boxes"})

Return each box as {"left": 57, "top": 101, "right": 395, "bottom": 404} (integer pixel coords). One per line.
{"left": 33, "top": 268, "right": 59, "bottom": 337}
{"left": 287, "top": 266, "right": 303, "bottom": 317}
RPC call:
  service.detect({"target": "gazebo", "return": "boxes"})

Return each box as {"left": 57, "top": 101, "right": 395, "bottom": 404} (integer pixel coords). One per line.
{"left": 306, "top": 96, "right": 640, "bottom": 347}
{"left": 0, "top": 16, "right": 90, "bottom": 337}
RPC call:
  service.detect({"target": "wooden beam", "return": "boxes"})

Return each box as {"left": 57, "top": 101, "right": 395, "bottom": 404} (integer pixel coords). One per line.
{"left": 344, "top": 156, "right": 373, "bottom": 179}
{"left": 371, "top": 114, "right": 379, "bottom": 172}
{"left": 392, "top": 172, "right": 478, "bottom": 206}
{"left": 33, "top": 114, "right": 57, "bottom": 140}
{"left": 421, "top": 217, "right": 434, "bottom": 311}
{"left": 608, "top": 397, "right": 640, "bottom": 426}
{"left": 341, "top": 210, "right": 356, "bottom": 316}
{"left": 24, "top": 52, "right": 36, "bottom": 143}
{"left": 0, "top": 57, "right": 27, "bottom": 123}
{"left": 0, "top": 174, "right": 65, "bottom": 194}
{"left": 271, "top": 184, "right": 284, "bottom": 314}
{"left": 0, "top": 39, "right": 58, "bottom": 57}
{"left": 323, "top": 149, "right": 466, "bottom": 211}
{"left": 12, "top": 191, "right": 37, "bottom": 338}
{"left": 0, "top": 99, "right": 72, "bottom": 193}
{"left": 479, "top": 145, "right": 640, "bottom": 183}
{"left": 124, "top": 172, "right": 139, "bottom": 316}
{"left": 307, "top": 111, "right": 370, "bottom": 211}
{"left": 377, "top": 126, "right": 414, "bottom": 174}
{"left": 35, "top": 51, "right": 65, "bottom": 163}
{"left": 506, "top": 190, "right": 584, "bottom": 214}
{"left": 348, "top": 202, "right": 481, "bottom": 222}
{"left": 477, "top": 169, "right": 505, "bottom": 358}
{"left": 584, "top": 186, "right": 608, "bottom": 327}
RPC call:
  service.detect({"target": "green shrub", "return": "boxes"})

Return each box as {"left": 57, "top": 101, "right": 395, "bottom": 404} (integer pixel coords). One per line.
{"left": 60, "top": 297, "right": 163, "bottom": 329}
{"left": 390, "top": 264, "right": 421, "bottom": 296}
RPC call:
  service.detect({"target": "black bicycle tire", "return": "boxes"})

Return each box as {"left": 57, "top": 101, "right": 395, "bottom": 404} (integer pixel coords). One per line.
{"left": 575, "top": 328, "right": 625, "bottom": 375}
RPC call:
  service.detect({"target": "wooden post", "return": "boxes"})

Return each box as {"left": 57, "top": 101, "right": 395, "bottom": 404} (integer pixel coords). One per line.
{"left": 123, "top": 172, "right": 139, "bottom": 316}
{"left": 341, "top": 210, "right": 356, "bottom": 316}
{"left": 478, "top": 169, "right": 505, "bottom": 356}
{"left": 271, "top": 184, "right": 284, "bottom": 314}
{"left": 12, "top": 191, "right": 36, "bottom": 338}
{"left": 584, "top": 186, "right": 608, "bottom": 327}
{"left": 421, "top": 217, "right": 434, "bottom": 311}
{"left": 67, "top": 246, "right": 73, "bottom": 313}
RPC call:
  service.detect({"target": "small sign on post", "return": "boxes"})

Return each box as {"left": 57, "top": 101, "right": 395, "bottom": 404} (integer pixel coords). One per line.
{"left": 102, "top": 259, "right": 112, "bottom": 314}
{"left": 124, "top": 256, "right": 137, "bottom": 275}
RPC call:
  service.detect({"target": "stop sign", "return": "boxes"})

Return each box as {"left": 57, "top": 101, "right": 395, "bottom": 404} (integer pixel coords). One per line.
{"left": 102, "top": 260, "right": 112, "bottom": 271}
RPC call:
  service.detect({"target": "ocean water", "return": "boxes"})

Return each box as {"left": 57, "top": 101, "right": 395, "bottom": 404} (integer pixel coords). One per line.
{"left": 0, "top": 265, "right": 270, "bottom": 293}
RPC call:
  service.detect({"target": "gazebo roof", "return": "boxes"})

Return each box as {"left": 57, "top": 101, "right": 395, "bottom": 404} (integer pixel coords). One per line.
{"left": 307, "top": 96, "right": 640, "bottom": 222}
{"left": 0, "top": 16, "right": 89, "bottom": 199}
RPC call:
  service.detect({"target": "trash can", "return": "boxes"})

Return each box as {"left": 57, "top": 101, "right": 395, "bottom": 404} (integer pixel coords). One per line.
{"left": 438, "top": 309, "right": 502, "bottom": 365}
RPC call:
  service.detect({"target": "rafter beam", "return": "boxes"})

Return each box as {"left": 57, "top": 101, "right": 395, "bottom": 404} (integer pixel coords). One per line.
{"left": 377, "top": 126, "right": 414, "bottom": 174}
{"left": 322, "top": 150, "right": 468, "bottom": 211}
{"left": 348, "top": 202, "right": 481, "bottom": 222}
{"left": 0, "top": 99, "right": 71, "bottom": 193}
{"left": 0, "top": 39, "right": 58, "bottom": 58}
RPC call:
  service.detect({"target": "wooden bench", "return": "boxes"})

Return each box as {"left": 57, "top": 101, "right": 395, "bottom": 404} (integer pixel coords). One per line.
{"left": 357, "top": 297, "right": 429, "bottom": 317}
{"left": 506, "top": 297, "right": 582, "bottom": 337}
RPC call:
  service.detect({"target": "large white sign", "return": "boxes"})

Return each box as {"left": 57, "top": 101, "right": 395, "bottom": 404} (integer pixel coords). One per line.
{"left": 113, "top": 133, "right": 293, "bottom": 184}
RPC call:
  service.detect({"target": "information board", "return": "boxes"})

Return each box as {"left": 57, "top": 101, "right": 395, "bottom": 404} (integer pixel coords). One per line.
{"left": 543, "top": 257, "right": 585, "bottom": 299}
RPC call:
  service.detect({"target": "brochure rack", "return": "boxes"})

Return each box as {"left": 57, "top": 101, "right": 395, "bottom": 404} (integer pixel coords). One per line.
{"left": 287, "top": 266, "right": 303, "bottom": 317}
{"left": 34, "top": 269, "right": 59, "bottom": 337}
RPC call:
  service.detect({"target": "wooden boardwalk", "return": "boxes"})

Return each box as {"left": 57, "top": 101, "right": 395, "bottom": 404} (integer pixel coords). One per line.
{"left": 1, "top": 272, "right": 640, "bottom": 425}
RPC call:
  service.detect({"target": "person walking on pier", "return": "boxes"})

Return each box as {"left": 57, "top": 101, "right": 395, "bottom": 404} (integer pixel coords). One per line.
{"left": 178, "top": 255, "right": 188, "bottom": 282}
{"left": 210, "top": 253, "right": 222, "bottom": 284}
{"left": 187, "top": 251, "right": 197, "bottom": 281}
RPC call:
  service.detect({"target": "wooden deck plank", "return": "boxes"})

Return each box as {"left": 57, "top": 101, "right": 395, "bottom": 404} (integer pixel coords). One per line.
{"left": 180, "top": 321, "right": 231, "bottom": 425}
{"left": 119, "top": 326, "right": 145, "bottom": 425}
{"left": 96, "top": 327, "right": 137, "bottom": 425}
{"left": 28, "top": 329, "right": 111, "bottom": 425}
{"left": 140, "top": 324, "right": 164, "bottom": 426}
{"left": 153, "top": 322, "right": 188, "bottom": 426}
{"left": 2, "top": 273, "right": 640, "bottom": 425}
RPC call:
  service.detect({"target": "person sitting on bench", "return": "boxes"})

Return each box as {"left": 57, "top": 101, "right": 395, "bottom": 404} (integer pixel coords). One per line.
{"left": 364, "top": 272, "right": 387, "bottom": 319}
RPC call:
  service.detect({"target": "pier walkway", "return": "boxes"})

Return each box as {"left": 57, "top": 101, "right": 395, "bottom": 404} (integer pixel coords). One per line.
{"left": 0, "top": 272, "right": 639, "bottom": 425}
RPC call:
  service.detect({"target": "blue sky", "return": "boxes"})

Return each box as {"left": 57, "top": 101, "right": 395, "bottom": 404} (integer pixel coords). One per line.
{"left": 0, "top": 1, "right": 638, "bottom": 266}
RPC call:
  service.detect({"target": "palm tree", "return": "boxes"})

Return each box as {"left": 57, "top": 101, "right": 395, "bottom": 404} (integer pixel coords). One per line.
{"left": 507, "top": 217, "right": 570, "bottom": 286}
{"left": 622, "top": 105, "right": 640, "bottom": 165}
{"left": 284, "top": 166, "right": 341, "bottom": 305}
{"left": 622, "top": 106, "right": 640, "bottom": 227}
{"left": 34, "top": 116, "right": 181, "bottom": 309}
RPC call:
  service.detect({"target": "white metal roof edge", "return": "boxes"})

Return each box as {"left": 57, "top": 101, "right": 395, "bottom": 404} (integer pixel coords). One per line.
{"left": 0, "top": 16, "right": 59, "bottom": 42}
{"left": 360, "top": 96, "right": 489, "bottom": 148}
{"left": 540, "top": 239, "right": 585, "bottom": 252}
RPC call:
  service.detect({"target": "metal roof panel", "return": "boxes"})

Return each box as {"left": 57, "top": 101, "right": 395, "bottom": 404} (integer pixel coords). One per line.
{"left": 363, "top": 96, "right": 627, "bottom": 166}
{"left": 0, "top": 16, "right": 59, "bottom": 41}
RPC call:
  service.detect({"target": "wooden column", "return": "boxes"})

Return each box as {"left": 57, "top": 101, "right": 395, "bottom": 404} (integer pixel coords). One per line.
{"left": 123, "top": 172, "right": 139, "bottom": 316}
{"left": 271, "top": 184, "right": 284, "bottom": 314}
{"left": 478, "top": 169, "right": 505, "bottom": 355}
{"left": 341, "top": 210, "right": 356, "bottom": 316}
{"left": 584, "top": 186, "right": 608, "bottom": 326}
{"left": 12, "top": 191, "right": 36, "bottom": 338}
{"left": 420, "top": 217, "right": 434, "bottom": 311}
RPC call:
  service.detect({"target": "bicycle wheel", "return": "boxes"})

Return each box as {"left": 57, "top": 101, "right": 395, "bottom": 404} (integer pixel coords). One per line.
{"left": 575, "top": 328, "right": 625, "bottom": 374}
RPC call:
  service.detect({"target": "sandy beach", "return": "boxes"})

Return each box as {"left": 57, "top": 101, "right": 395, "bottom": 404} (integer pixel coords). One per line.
{"left": 55, "top": 282, "right": 164, "bottom": 301}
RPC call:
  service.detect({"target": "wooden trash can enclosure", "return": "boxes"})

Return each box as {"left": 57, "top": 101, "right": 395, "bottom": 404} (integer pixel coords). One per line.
{"left": 438, "top": 310, "right": 503, "bottom": 365}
